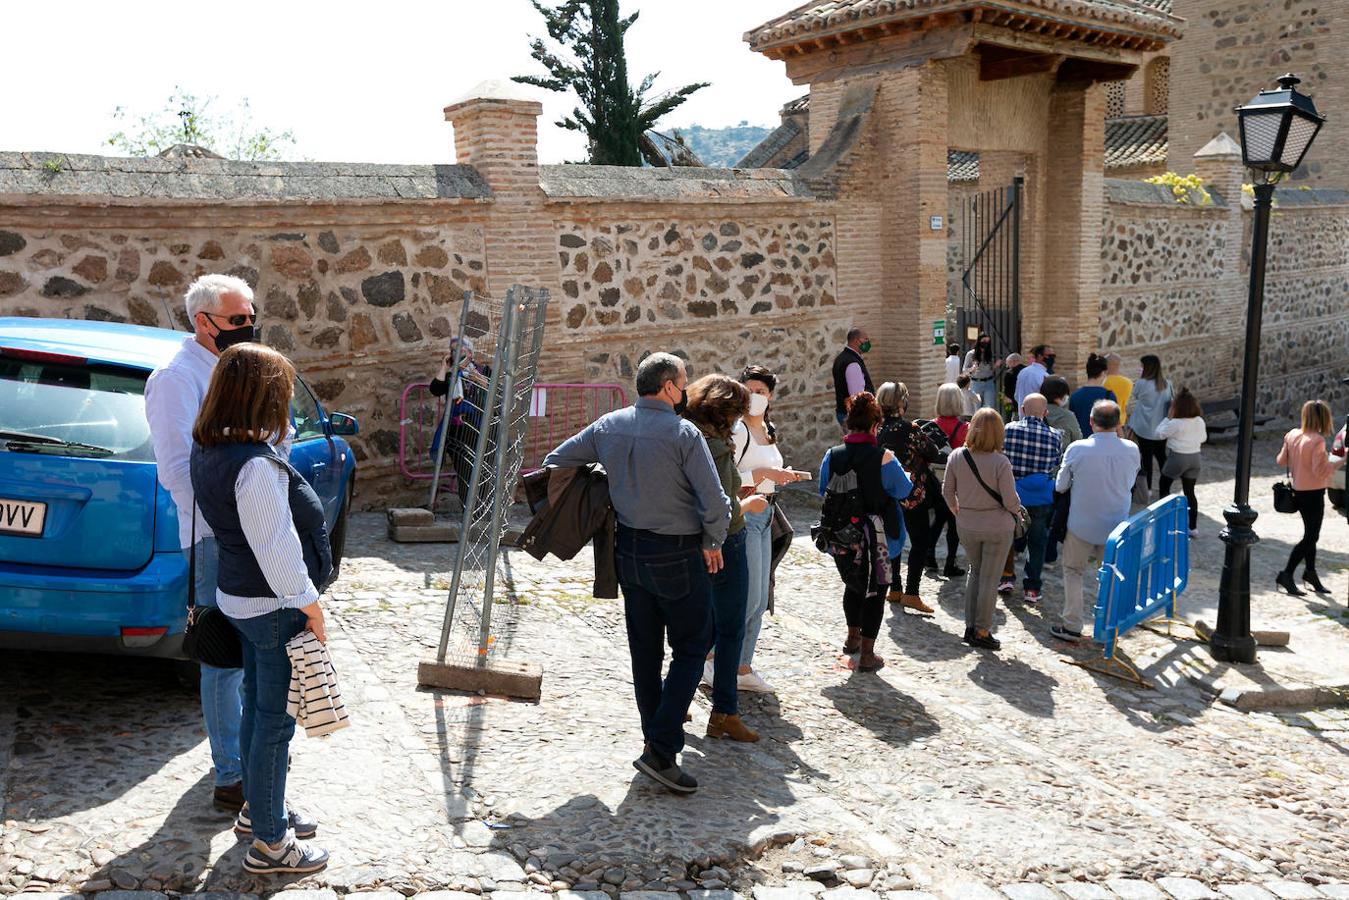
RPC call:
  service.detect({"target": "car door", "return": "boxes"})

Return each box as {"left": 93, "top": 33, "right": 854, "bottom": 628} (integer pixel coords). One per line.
{"left": 288, "top": 376, "right": 340, "bottom": 523}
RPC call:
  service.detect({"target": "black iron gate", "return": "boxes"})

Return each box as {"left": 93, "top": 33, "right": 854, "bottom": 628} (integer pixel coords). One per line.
{"left": 955, "top": 176, "right": 1022, "bottom": 363}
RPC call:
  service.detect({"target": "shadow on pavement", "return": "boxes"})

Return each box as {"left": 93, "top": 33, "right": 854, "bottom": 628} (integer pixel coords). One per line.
{"left": 821, "top": 672, "right": 940, "bottom": 746}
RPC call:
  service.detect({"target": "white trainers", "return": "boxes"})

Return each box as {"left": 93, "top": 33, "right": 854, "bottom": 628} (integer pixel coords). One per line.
{"left": 736, "top": 670, "right": 775, "bottom": 694}
{"left": 701, "top": 659, "right": 715, "bottom": 687}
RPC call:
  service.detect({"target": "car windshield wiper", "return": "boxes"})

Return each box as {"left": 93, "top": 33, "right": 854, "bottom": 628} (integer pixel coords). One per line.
{"left": 3, "top": 438, "right": 115, "bottom": 458}
{"left": 0, "top": 429, "right": 63, "bottom": 444}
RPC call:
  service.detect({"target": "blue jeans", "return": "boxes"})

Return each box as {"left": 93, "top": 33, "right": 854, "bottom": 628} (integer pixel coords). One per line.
{"left": 1021, "top": 504, "right": 1054, "bottom": 591}
{"left": 709, "top": 529, "right": 749, "bottom": 715}
{"left": 740, "top": 507, "right": 774, "bottom": 668}
{"left": 229, "top": 607, "right": 308, "bottom": 844}
{"left": 615, "top": 527, "right": 713, "bottom": 763}
{"left": 972, "top": 378, "right": 998, "bottom": 410}
{"left": 194, "top": 536, "right": 244, "bottom": 787}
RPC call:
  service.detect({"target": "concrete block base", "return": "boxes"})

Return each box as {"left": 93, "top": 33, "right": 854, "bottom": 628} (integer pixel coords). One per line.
{"left": 418, "top": 656, "right": 543, "bottom": 700}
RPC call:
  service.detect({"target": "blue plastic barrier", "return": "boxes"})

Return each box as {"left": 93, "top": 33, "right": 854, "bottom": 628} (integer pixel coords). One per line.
{"left": 1092, "top": 494, "right": 1190, "bottom": 660}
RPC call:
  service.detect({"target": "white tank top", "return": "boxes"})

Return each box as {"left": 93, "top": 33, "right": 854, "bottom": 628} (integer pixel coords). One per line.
{"left": 732, "top": 420, "right": 785, "bottom": 488}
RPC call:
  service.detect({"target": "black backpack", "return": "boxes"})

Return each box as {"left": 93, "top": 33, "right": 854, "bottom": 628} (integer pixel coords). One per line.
{"left": 811, "top": 448, "right": 870, "bottom": 554}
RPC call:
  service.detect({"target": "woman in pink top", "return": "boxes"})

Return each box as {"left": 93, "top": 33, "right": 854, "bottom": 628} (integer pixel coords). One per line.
{"left": 1275, "top": 400, "right": 1347, "bottom": 596}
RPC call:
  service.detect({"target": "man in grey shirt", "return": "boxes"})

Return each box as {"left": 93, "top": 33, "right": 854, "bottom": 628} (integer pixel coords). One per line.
{"left": 545, "top": 352, "right": 730, "bottom": 794}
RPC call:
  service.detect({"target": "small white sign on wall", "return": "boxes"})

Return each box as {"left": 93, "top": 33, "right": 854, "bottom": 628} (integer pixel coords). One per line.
{"left": 929, "top": 215, "right": 944, "bottom": 231}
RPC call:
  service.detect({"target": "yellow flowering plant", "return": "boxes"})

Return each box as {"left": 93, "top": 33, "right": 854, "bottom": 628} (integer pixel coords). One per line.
{"left": 1145, "top": 171, "right": 1213, "bottom": 206}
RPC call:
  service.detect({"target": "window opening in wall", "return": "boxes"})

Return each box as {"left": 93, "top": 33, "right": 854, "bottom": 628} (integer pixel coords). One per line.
{"left": 1106, "top": 81, "right": 1127, "bottom": 119}
{"left": 1145, "top": 58, "right": 1170, "bottom": 115}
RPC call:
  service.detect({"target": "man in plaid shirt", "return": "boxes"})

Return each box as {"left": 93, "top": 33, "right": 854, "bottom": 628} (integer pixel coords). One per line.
{"left": 999, "top": 393, "right": 1064, "bottom": 603}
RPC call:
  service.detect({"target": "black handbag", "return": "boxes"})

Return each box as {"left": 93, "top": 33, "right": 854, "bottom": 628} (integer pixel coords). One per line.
{"left": 181, "top": 506, "right": 243, "bottom": 669}
{"left": 1272, "top": 470, "right": 1298, "bottom": 515}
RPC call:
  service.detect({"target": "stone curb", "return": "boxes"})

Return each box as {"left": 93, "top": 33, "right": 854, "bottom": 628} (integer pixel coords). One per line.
{"left": 14, "top": 883, "right": 1347, "bottom": 900}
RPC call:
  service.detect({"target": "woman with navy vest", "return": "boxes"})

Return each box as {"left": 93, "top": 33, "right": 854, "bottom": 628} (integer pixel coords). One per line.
{"left": 190, "top": 344, "right": 332, "bottom": 876}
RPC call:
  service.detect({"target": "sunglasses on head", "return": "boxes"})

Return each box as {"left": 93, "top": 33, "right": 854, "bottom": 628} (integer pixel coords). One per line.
{"left": 203, "top": 311, "right": 257, "bottom": 327}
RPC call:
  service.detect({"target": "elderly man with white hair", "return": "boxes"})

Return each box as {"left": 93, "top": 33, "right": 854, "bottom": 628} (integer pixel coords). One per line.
{"left": 144, "top": 273, "right": 259, "bottom": 812}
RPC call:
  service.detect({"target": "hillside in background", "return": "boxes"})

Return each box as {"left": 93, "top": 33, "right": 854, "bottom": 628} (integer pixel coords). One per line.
{"left": 674, "top": 121, "right": 773, "bottom": 167}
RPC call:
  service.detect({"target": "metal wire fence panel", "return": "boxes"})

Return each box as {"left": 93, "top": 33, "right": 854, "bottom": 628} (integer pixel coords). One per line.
{"left": 434, "top": 287, "right": 551, "bottom": 667}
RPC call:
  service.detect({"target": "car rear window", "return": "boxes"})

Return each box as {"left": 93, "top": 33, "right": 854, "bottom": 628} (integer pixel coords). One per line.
{"left": 0, "top": 357, "right": 153, "bottom": 461}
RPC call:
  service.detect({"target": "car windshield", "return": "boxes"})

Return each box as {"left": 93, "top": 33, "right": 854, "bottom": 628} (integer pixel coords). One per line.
{"left": 0, "top": 357, "right": 153, "bottom": 461}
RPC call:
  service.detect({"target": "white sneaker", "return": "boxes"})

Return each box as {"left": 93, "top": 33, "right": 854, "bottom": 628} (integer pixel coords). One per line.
{"left": 701, "top": 659, "right": 715, "bottom": 687}
{"left": 736, "top": 671, "right": 775, "bottom": 694}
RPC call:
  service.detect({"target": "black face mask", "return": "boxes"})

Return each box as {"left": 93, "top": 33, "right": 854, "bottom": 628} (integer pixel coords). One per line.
{"left": 673, "top": 387, "right": 689, "bottom": 416}
{"left": 213, "top": 323, "right": 257, "bottom": 352}
{"left": 1044, "top": 354, "right": 1056, "bottom": 370}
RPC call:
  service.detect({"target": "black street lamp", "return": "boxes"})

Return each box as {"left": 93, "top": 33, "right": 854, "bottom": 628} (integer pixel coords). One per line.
{"left": 1212, "top": 74, "right": 1325, "bottom": 664}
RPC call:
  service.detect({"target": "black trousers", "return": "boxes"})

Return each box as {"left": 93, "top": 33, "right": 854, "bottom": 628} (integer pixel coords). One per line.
{"left": 1136, "top": 437, "right": 1168, "bottom": 489}
{"left": 899, "top": 500, "right": 934, "bottom": 595}
{"left": 842, "top": 586, "right": 886, "bottom": 639}
{"left": 1159, "top": 475, "right": 1199, "bottom": 530}
{"left": 1284, "top": 488, "right": 1326, "bottom": 576}
{"left": 929, "top": 494, "right": 960, "bottom": 564}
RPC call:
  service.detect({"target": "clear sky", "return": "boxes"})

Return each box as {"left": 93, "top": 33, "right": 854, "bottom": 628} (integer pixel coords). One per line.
{"left": 2, "top": 0, "right": 804, "bottom": 165}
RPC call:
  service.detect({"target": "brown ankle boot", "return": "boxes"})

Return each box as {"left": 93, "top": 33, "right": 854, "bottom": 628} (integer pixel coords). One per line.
{"left": 900, "top": 594, "right": 934, "bottom": 614}
{"left": 706, "top": 712, "right": 760, "bottom": 742}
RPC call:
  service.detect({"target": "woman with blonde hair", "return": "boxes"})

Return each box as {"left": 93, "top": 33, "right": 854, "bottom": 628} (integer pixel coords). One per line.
{"left": 189, "top": 343, "right": 330, "bottom": 875}
{"left": 922, "top": 383, "right": 970, "bottom": 576}
{"left": 1275, "top": 399, "right": 1346, "bottom": 596}
{"left": 942, "top": 409, "right": 1023, "bottom": 650}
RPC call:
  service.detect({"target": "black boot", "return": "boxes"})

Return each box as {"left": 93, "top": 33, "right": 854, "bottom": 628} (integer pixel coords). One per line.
{"left": 1302, "top": 570, "right": 1332, "bottom": 595}
{"left": 1275, "top": 570, "right": 1305, "bottom": 597}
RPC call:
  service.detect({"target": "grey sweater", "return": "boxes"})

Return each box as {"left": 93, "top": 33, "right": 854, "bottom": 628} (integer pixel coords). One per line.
{"left": 941, "top": 448, "right": 1021, "bottom": 535}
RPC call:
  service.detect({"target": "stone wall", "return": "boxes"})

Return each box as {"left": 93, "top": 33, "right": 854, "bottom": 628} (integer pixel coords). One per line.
{"left": 1097, "top": 179, "right": 1349, "bottom": 420}
{"left": 1166, "top": 0, "right": 1347, "bottom": 188}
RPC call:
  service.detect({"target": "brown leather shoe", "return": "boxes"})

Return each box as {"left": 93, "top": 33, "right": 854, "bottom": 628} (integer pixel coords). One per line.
{"left": 213, "top": 781, "right": 244, "bottom": 812}
{"left": 706, "top": 713, "right": 760, "bottom": 743}
{"left": 900, "top": 594, "right": 934, "bottom": 615}
{"left": 886, "top": 590, "right": 906, "bottom": 603}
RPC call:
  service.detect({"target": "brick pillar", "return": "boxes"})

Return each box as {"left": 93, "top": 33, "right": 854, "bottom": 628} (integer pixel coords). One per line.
{"left": 1039, "top": 81, "right": 1105, "bottom": 377}
{"left": 875, "top": 62, "right": 950, "bottom": 414}
{"left": 1193, "top": 132, "right": 1249, "bottom": 397}
{"left": 444, "top": 80, "right": 556, "bottom": 297}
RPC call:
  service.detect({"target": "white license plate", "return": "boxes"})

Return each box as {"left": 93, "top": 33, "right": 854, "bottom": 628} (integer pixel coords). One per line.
{"left": 0, "top": 498, "right": 46, "bottom": 536}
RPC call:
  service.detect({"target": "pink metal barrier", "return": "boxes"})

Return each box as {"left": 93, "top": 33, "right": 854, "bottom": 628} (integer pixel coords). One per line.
{"left": 398, "top": 381, "right": 628, "bottom": 486}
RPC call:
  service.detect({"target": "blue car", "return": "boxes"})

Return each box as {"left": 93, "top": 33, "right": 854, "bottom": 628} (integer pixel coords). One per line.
{"left": 0, "top": 318, "right": 358, "bottom": 660}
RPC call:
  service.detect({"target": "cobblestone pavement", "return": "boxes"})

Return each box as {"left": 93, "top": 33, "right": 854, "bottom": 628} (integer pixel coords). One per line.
{"left": 2, "top": 434, "right": 1347, "bottom": 900}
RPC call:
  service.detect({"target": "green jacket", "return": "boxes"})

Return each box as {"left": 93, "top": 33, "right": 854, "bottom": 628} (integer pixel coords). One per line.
{"left": 705, "top": 433, "right": 746, "bottom": 536}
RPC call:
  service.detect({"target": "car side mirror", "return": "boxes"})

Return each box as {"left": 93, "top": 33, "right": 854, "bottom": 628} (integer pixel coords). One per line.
{"left": 328, "top": 412, "right": 359, "bottom": 436}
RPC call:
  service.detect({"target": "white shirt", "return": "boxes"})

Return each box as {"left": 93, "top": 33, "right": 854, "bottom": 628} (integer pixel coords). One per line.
{"left": 732, "top": 420, "right": 785, "bottom": 489}
{"left": 217, "top": 454, "right": 320, "bottom": 618}
{"left": 1156, "top": 417, "right": 1208, "bottom": 455}
{"left": 145, "top": 337, "right": 218, "bottom": 547}
{"left": 145, "top": 335, "right": 295, "bottom": 548}
{"left": 943, "top": 355, "right": 961, "bottom": 384}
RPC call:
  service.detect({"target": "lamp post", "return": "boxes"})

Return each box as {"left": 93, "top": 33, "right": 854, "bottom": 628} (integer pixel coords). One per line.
{"left": 1212, "top": 74, "right": 1325, "bottom": 664}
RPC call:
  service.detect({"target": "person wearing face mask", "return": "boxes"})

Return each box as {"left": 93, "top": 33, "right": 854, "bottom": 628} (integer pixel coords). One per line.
{"left": 1014, "top": 344, "right": 1054, "bottom": 413}
{"left": 1039, "top": 377, "right": 1079, "bottom": 565}
{"left": 730, "top": 366, "right": 805, "bottom": 695}
{"left": 831, "top": 327, "right": 874, "bottom": 428}
{"left": 963, "top": 334, "right": 1000, "bottom": 410}
{"left": 428, "top": 336, "right": 491, "bottom": 504}
{"left": 145, "top": 272, "right": 266, "bottom": 815}
{"left": 543, "top": 352, "right": 731, "bottom": 794}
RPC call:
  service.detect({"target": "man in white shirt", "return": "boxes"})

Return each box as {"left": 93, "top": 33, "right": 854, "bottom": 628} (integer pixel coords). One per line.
{"left": 1014, "top": 343, "right": 1054, "bottom": 413}
{"left": 144, "top": 273, "right": 259, "bottom": 812}
{"left": 1052, "top": 400, "right": 1140, "bottom": 643}
{"left": 943, "top": 343, "right": 962, "bottom": 384}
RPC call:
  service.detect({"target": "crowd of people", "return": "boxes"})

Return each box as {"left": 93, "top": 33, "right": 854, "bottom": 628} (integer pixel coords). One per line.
{"left": 535, "top": 327, "right": 1345, "bottom": 796}
{"left": 153, "top": 269, "right": 1346, "bottom": 836}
